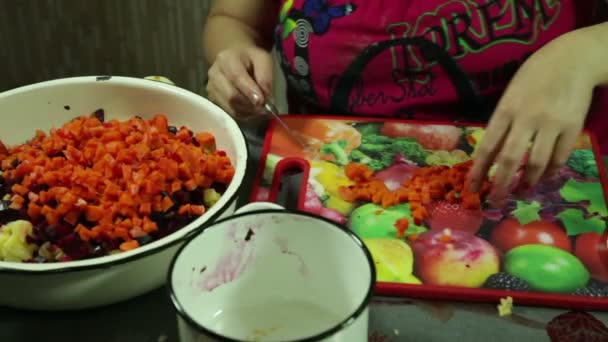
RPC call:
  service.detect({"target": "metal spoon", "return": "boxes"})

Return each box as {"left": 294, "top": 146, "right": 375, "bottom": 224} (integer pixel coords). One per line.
{"left": 263, "top": 99, "right": 317, "bottom": 157}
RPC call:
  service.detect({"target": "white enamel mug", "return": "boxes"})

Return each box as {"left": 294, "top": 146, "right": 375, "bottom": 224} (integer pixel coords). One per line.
{"left": 168, "top": 202, "right": 375, "bottom": 342}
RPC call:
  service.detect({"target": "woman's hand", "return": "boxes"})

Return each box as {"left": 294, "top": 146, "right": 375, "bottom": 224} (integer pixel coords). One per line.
{"left": 206, "top": 46, "right": 274, "bottom": 119}
{"left": 468, "top": 30, "right": 601, "bottom": 206}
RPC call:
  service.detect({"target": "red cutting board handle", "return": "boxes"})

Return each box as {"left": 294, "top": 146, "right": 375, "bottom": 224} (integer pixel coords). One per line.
{"left": 267, "top": 157, "right": 311, "bottom": 209}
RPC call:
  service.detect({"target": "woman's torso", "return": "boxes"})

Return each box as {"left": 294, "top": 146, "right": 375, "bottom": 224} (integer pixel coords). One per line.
{"left": 275, "top": 0, "right": 608, "bottom": 151}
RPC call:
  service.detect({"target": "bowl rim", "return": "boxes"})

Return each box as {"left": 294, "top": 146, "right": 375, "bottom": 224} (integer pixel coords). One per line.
{"left": 0, "top": 75, "right": 249, "bottom": 274}
{"left": 166, "top": 208, "right": 377, "bottom": 342}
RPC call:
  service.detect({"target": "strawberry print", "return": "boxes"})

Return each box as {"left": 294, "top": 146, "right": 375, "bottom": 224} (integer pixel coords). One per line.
{"left": 425, "top": 200, "right": 484, "bottom": 234}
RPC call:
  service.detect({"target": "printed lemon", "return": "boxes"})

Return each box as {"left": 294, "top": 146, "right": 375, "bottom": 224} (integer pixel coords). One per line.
{"left": 363, "top": 238, "right": 415, "bottom": 282}
{"left": 403, "top": 273, "right": 422, "bottom": 285}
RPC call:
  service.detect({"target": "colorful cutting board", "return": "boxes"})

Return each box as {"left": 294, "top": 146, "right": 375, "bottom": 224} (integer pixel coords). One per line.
{"left": 250, "top": 115, "right": 608, "bottom": 311}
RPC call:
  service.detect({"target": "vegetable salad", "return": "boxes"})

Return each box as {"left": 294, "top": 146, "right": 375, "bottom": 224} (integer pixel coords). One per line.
{"left": 0, "top": 110, "right": 234, "bottom": 263}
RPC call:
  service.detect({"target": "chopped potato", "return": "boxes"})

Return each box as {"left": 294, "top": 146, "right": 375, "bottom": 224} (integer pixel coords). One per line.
{"left": 497, "top": 296, "right": 513, "bottom": 317}
{"left": 0, "top": 220, "right": 38, "bottom": 262}
{"left": 203, "top": 189, "right": 222, "bottom": 208}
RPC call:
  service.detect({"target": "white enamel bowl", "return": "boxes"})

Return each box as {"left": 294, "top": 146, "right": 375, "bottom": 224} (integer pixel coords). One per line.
{"left": 0, "top": 76, "right": 248, "bottom": 310}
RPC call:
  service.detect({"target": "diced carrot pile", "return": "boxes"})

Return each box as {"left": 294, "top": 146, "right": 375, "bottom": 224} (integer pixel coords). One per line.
{"left": 0, "top": 113, "right": 234, "bottom": 254}
{"left": 394, "top": 218, "right": 409, "bottom": 239}
{"left": 339, "top": 161, "right": 490, "bottom": 225}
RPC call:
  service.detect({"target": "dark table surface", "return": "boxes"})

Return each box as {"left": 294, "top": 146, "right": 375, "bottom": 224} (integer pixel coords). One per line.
{"left": 2, "top": 119, "right": 608, "bottom": 342}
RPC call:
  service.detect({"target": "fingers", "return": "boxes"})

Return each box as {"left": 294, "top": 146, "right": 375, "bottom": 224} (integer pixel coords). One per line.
{"left": 546, "top": 129, "right": 579, "bottom": 178}
{"left": 488, "top": 121, "right": 535, "bottom": 207}
{"left": 467, "top": 114, "right": 510, "bottom": 192}
{"left": 207, "top": 47, "right": 274, "bottom": 119}
{"left": 207, "top": 77, "right": 264, "bottom": 121}
{"left": 207, "top": 67, "right": 245, "bottom": 115}
{"left": 522, "top": 128, "right": 559, "bottom": 188}
{"left": 249, "top": 49, "right": 275, "bottom": 97}
{"left": 220, "top": 58, "right": 265, "bottom": 107}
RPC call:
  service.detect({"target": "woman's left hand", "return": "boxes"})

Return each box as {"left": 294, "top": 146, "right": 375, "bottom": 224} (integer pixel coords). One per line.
{"left": 468, "top": 31, "right": 599, "bottom": 207}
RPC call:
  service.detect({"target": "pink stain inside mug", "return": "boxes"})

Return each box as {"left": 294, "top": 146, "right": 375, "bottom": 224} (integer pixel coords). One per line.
{"left": 197, "top": 240, "right": 255, "bottom": 292}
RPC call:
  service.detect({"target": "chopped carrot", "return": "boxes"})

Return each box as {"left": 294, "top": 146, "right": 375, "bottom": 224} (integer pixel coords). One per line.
{"left": 119, "top": 240, "right": 140, "bottom": 251}
{"left": 338, "top": 186, "right": 357, "bottom": 202}
{"left": 27, "top": 202, "right": 42, "bottom": 220}
{"left": 407, "top": 233, "right": 420, "bottom": 242}
{"left": 339, "top": 160, "right": 489, "bottom": 226}
{"left": 461, "top": 192, "right": 481, "bottom": 209}
{"left": 151, "top": 114, "right": 169, "bottom": 133}
{"left": 189, "top": 205, "right": 205, "bottom": 216}
{"left": 421, "top": 184, "right": 432, "bottom": 205}
{"left": 63, "top": 209, "right": 81, "bottom": 226}
{"left": 178, "top": 204, "right": 191, "bottom": 215}
{"left": 344, "top": 163, "right": 374, "bottom": 182}
{"left": 195, "top": 132, "right": 215, "bottom": 145}
{"left": 161, "top": 196, "right": 174, "bottom": 212}
{"left": 11, "top": 184, "right": 29, "bottom": 196}
{"left": 408, "top": 192, "right": 421, "bottom": 202}
{"left": 195, "top": 132, "right": 216, "bottom": 152}
{"left": 183, "top": 179, "right": 197, "bottom": 191}
{"left": 409, "top": 201, "right": 421, "bottom": 211}
{"left": 139, "top": 202, "right": 152, "bottom": 216}
{"left": 445, "top": 190, "right": 458, "bottom": 203}
{"left": 381, "top": 192, "right": 398, "bottom": 208}
{"left": 412, "top": 207, "right": 427, "bottom": 225}
{"left": 85, "top": 205, "right": 104, "bottom": 222}
{"left": 394, "top": 218, "right": 409, "bottom": 239}
{"left": 0, "top": 139, "right": 8, "bottom": 155}
{"left": 9, "top": 194, "right": 24, "bottom": 210}
{"left": 142, "top": 217, "right": 158, "bottom": 233}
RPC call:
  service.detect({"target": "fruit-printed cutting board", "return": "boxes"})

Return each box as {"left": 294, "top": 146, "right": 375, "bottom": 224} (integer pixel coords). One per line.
{"left": 250, "top": 115, "right": 608, "bottom": 310}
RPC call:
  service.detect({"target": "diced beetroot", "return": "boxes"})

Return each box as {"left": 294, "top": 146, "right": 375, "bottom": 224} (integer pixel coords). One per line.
{"left": 57, "top": 234, "right": 90, "bottom": 259}
{"left": 173, "top": 191, "right": 191, "bottom": 205}
{"left": 92, "top": 109, "right": 105, "bottom": 123}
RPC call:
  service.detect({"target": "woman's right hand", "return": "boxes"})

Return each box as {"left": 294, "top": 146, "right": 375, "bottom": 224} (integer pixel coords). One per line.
{"left": 206, "top": 46, "right": 274, "bottom": 120}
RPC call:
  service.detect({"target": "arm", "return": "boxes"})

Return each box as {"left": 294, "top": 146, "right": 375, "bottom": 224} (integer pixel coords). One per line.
{"left": 203, "top": 0, "right": 279, "bottom": 65}
{"left": 572, "top": 22, "right": 608, "bottom": 86}
{"left": 469, "top": 21, "right": 608, "bottom": 204}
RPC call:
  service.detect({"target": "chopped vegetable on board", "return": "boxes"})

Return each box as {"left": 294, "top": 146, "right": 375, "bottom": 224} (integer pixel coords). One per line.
{"left": 339, "top": 161, "right": 490, "bottom": 225}
{"left": 497, "top": 296, "right": 513, "bottom": 317}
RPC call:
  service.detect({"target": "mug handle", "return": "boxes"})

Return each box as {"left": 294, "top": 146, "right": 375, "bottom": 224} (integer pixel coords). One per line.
{"left": 235, "top": 202, "right": 285, "bottom": 215}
